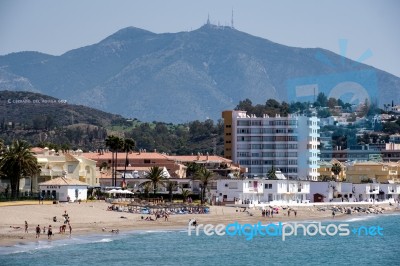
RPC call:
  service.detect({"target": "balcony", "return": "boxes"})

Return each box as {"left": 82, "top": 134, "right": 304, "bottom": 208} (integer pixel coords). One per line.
{"left": 79, "top": 170, "right": 87, "bottom": 177}
{"left": 366, "top": 186, "right": 379, "bottom": 194}
{"left": 40, "top": 169, "right": 51, "bottom": 176}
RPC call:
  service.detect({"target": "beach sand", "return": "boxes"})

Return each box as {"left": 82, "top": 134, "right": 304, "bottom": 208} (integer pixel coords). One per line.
{"left": 0, "top": 200, "right": 398, "bottom": 246}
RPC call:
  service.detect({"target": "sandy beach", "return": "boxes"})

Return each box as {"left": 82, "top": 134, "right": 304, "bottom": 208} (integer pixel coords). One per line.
{"left": 0, "top": 200, "right": 398, "bottom": 247}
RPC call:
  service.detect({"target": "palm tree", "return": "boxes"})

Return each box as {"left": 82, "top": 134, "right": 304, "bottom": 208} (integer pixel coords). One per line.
{"left": 141, "top": 166, "right": 165, "bottom": 196}
{"left": 105, "top": 135, "right": 123, "bottom": 187}
{"left": 181, "top": 188, "right": 191, "bottom": 203}
{"left": 164, "top": 180, "right": 178, "bottom": 202}
{"left": 0, "top": 139, "right": 4, "bottom": 154}
{"left": 122, "top": 138, "right": 135, "bottom": 188}
{"left": 195, "top": 167, "right": 214, "bottom": 204}
{"left": 186, "top": 162, "right": 201, "bottom": 178}
{"left": 331, "top": 163, "right": 342, "bottom": 181}
{"left": 267, "top": 165, "right": 277, "bottom": 180}
{"left": 141, "top": 182, "right": 152, "bottom": 199}
{"left": 0, "top": 140, "right": 40, "bottom": 199}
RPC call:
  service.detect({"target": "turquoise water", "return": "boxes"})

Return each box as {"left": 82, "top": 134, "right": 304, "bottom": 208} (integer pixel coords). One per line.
{"left": 1, "top": 214, "right": 399, "bottom": 266}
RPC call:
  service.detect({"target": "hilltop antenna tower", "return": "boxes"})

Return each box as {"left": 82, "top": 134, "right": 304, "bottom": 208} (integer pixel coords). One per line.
{"left": 231, "top": 9, "right": 234, "bottom": 29}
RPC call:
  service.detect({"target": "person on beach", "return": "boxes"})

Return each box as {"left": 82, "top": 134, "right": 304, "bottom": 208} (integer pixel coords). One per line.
{"left": 48, "top": 225, "right": 53, "bottom": 239}
{"left": 25, "top": 221, "right": 28, "bottom": 233}
{"left": 63, "top": 210, "right": 69, "bottom": 224}
{"left": 68, "top": 223, "right": 72, "bottom": 235}
{"left": 332, "top": 211, "right": 335, "bottom": 218}
{"left": 294, "top": 210, "right": 297, "bottom": 217}
{"left": 36, "top": 225, "right": 41, "bottom": 238}
{"left": 42, "top": 226, "right": 46, "bottom": 234}
{"left": 10, "top": 226, "right": 21, "bottom": 229}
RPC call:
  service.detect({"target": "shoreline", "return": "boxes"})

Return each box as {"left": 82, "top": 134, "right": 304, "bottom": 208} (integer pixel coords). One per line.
{"left": 0, "top": 201, "right": 398, "bottom": 249}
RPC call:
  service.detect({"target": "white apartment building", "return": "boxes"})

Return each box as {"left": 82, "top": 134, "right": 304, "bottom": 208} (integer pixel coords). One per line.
{"left": 222, "top": 110, "right": 320, "bottom": 180}
{"left": 213, "top": 177, "right": 310, "bottom": 205}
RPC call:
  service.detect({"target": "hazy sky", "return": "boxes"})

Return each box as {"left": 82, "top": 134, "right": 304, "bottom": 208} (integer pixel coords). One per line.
{"left": 0, "top": 0, "right": 399, "bottom": 77}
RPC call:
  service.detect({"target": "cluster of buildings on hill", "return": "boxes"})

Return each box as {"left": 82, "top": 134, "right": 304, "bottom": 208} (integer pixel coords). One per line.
{"left": 1, "top": 108, "right": 400, "bottom": 205}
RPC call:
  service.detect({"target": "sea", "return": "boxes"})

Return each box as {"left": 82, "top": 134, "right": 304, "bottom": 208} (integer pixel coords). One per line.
{"left": 0, "top": 213, "right": 399, "bottom": 266}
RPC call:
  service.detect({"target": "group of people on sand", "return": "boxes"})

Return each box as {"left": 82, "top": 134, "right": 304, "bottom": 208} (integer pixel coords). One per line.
{"left": 19, "top": 210, "right": 72, "bottom": 241}
{"left": 23, "top": 221, "right": 53, "bottom": 239}
{"left": 261, "top": 208, "right": 280, "bottom": 218}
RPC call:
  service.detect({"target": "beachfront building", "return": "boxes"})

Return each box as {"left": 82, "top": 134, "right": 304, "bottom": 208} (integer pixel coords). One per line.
{"left": 310, "top": 181, "right": 355, "bottom": 203}
{"left": 214, "top": 179, "right": 264, "bottom": 204}
{"left": 38, "top": 176, "right": 89, "bottom": 202}
{"left": 345, "top": 161, "right": 400, "bottom": 183}
{"left": 378, "top": 183, "right": 400, "bottom": 202}
{"left": 212, "top": 172, "right": 310, "bottom": 205}
{"left": 260, "top": 179, "right": 310, "bottom": 204}
{"left": 85, "top": 151, "right": 239, "bottom": 196}
{"left": 25, "top": 147, "right": 98, "bottom": 193}
{"left": 222, "top": 110, "right": 320, "bottom": 181}
{"left": 352, "top": 183, "right": 380, "bottom": 202}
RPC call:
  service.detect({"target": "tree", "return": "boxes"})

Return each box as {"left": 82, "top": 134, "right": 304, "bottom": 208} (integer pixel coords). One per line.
{"left": 316, "top": 92, "right": 328, "bottom": 107}
{"left": 267, "top": 165, "right": 278, "bottom": 180}
{"left": 165, "top": 180, "right": 178, "bottom": 202}
{"left": 327, "top": 97, "right": 338, "bottom": 109}
{"left": 195, "top": 167, "right": 214, "bottom": 204}
{"left": 122, "top": 138, "right": 136, "bottom": 188}
{"left": 105, "top": 135, "right": 123, "bottom": 187}
{"left": 0, "top": 139, "right": 4, "bottom": 155}
{"left": 0, "top": 140, "right": 40, "bottom": 199}
{"left": 331, "top": 163, "right": 342, "bottom": 181}
{"left": 141, "top": 166, "right": 165, "bottom": 196}
{"left": 141, "top": 182, "right": 152, "bottom": 199}
{"left": 186, "top": 162, "right": 202, "bottom": 178}
{"left": 181, "top": 188, "right": 191, "bottom": 203}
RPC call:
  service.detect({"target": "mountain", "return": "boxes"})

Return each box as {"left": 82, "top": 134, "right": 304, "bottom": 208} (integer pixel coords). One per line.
{"left": 0, "top": 24, "right": 399, "bottom": 123}
{"left": 0, "top": 90, "right": 124, "bottom": 128}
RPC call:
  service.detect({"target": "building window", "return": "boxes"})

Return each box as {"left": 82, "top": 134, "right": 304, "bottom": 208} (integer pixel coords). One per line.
{"left": 144, "top": 159, "right": 150, "bottom": 164}
{"left": 67, "top": 165, "right": 74, "bottom": 173}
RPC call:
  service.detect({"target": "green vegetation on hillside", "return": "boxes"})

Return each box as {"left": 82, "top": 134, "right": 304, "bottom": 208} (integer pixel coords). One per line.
{"left": 1, "top": 91, "right": 397, "bottom": 155}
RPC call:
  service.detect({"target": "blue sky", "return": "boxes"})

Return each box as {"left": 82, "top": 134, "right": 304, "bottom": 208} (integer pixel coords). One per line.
{"left": 0, "top": 0, "right": 399, "bottom": 77}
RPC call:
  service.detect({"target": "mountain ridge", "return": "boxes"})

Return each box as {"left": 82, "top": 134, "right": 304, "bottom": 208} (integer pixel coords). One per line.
{"left": 0, "top": 24, "right": 399, "bottom": 123}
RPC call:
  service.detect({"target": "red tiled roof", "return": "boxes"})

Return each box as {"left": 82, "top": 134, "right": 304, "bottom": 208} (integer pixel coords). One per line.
{"left": 81, "top": 152, "right": 170, "bottom": 160}
{"left": 167, "top": 155, "right": 232, "bottom": 163}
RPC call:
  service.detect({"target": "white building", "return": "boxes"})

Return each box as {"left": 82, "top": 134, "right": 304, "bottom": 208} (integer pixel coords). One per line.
{"left": 353, "top": 183, "right": 380, "bottom": 202}
{"left": 214, "top": 174, "right": 310, "bottom": 205}
{"left": 379, "top": 183, "right": 400, "bottom": 202}
{"left": 260, "top": 179, "right": 310, "bottom": 204}
{"left": 31, "top": 147, "right": 98, "bottom": 191}
{"left": 310, "top": 181, "right": 355, "bottom": 203}
{"left": 39, "top": 176, "right": 89, "bottom": 202}
{"left": 222, "top": 110, "right": 320, "bottom": 180}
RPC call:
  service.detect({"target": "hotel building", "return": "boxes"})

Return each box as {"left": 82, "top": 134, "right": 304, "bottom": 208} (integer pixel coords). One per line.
{"left": 222, "top": 110, "right": 320, "bottom": 180}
